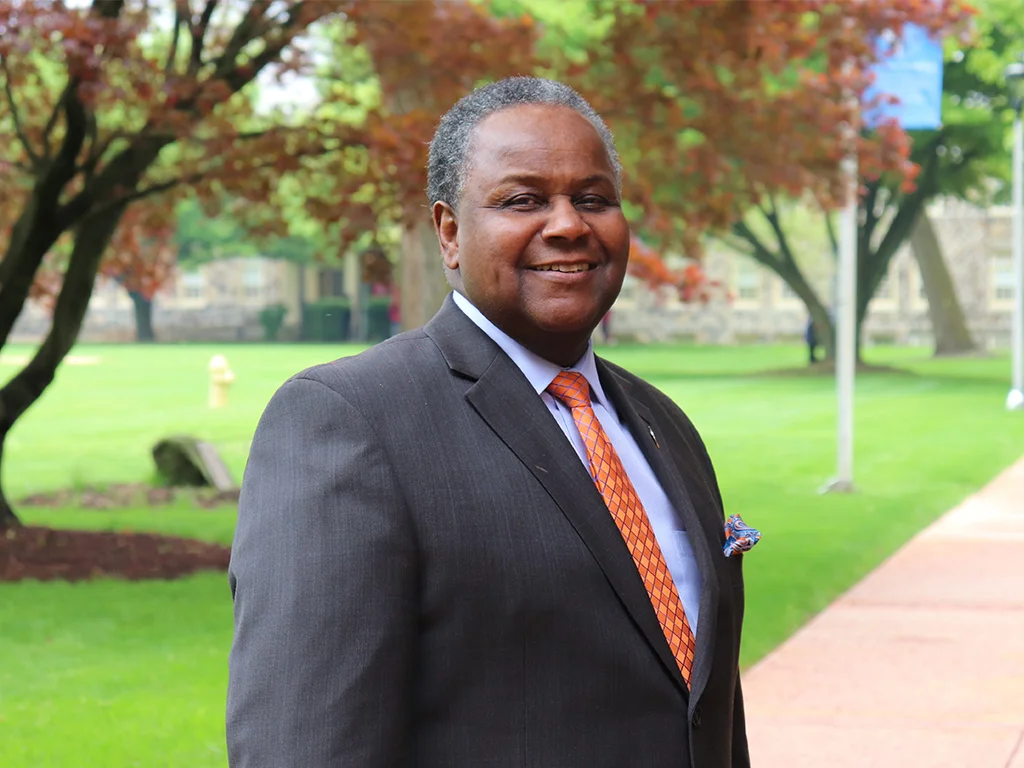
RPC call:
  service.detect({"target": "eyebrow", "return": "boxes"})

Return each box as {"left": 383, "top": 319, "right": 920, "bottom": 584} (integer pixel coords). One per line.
{"left": 492, "top": 173, "right": 614, "bottom": 187}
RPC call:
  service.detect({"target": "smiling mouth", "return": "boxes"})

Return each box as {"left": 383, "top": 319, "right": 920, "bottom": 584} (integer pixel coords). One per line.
{"left": 529, "top": 264, "right": 596, "bottom": 273}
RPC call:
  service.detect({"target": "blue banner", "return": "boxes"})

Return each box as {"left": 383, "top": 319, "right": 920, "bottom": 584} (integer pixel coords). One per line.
{"left": 863, "top": 24, "right": 944, "bottom": 130}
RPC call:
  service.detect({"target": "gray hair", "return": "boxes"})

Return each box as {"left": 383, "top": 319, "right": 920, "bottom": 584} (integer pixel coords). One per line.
{"left": 427, "top": 76, "right": 622, "bottom": 208}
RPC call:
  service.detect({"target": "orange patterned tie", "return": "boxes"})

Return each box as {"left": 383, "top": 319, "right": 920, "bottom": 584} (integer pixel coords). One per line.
{"left": 547, "top": 371, "right": 696, "bottom": 685}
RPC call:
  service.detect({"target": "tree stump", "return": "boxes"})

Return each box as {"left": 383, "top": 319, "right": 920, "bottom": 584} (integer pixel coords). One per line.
{"left": 152, "top": 436, "right": 235, "bottom": 491}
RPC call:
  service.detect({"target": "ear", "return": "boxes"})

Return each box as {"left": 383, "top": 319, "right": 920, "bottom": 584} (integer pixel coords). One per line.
{"left": 433, "top": 201, "right": 459, "bottom": 270}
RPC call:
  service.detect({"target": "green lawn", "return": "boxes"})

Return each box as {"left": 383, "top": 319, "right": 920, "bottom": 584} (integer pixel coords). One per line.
{"left": 1, "top": 341, "right": 1022, "bottom": 768}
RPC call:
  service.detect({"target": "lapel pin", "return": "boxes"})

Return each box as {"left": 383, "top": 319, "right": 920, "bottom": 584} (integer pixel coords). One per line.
{"left": 647, "top": 424, "right": 660, "bottom": 449}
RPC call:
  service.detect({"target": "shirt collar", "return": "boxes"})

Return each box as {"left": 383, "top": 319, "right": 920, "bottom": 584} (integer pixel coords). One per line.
{"left": 451, "top": 290, "right": 609, "bottom": 406}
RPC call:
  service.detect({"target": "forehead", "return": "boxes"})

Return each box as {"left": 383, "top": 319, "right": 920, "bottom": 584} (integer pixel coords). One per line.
{"left": 466, "top": 104, "right": 614, "bottom": 180}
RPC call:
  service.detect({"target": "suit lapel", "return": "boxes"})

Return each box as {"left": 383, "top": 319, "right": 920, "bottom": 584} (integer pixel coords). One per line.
{"left": 425, "top": 297, "right": 689, "bottom": 695}
{"left": 597, "top": 360, "right": 722, "bottom": 711}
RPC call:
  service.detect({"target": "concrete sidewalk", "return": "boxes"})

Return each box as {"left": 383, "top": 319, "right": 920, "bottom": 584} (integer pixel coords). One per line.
{"left": 743, "top": 457, "right": 1024, "bottom": 768}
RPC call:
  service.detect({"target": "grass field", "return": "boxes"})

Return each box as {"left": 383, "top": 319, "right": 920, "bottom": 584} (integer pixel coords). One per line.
{"left": 1, "top": 341, "right": 1023, "bottom": 768}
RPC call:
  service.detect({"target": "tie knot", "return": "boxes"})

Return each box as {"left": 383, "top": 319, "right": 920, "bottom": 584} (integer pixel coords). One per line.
{"left": 547, "top": 371, "right": 591, "bottom": 410}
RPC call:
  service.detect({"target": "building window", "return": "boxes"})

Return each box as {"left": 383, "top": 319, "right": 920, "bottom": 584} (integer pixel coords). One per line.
{"left": 994, "top": 259, "right": 1015, "bottom": 301}
{"left": 243, "top": 261, "right": 265, "bottom": 299}
{"left": 736, "top": 259, "right": 760, "bottom": 301}
{"left": 182, "top": 270, "right": 204, "bottom": 299}
{"left": 318, "top": 269, "right": 345, "bottom": 298}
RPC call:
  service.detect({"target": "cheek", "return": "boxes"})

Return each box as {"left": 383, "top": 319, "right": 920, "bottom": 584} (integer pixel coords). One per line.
{"left": 467, "top": 227, "right": 529, "bottom": 277}
{"left": 590, "top": 214, "right": 629, "bottom": 254}
{"left": 607, "top": 220, "right": 631, "bottom": 255}
{"left": 462, "top": 245, "right": 519, "bottom": 300}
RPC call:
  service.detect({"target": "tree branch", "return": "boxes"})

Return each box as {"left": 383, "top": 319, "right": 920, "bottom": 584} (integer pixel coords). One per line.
{"left": 44, "top": 87, "right": 89, "bottom": 211}
{"left": 824, "top": 210, "right": 839, "bottom": 260}
{"left": 220, "top": 2, "right": 311, "bottom": 93}
{"left": 97, "top": 174, "right": 204, "bottom": 212}
{"left": 198, "top": 0, "right": 219, "bottom": 33}
{"left": 72, "top": 143, "right": 318, "bottom": 224}
{"left": 167, "top": 1, "right": 185, "bottom": 72}
{"left": 859, "top": 177, "right": 881, "bottom": 257}
{"left": 92, "top": 0, "right": 125, "bottom": 19}
{"left": 83, "top": 112, "right": 99, "bottom": 174}
{"left": 733, "top": 215, "right": 832, "bottom": 348}
{"left": 1, "top": 56, "right": 42, "bottom": 168}
{"left": 215, "top": 1, "right": 272, "bottom": 78}
{"left": 857, "top": 145, "right": 944, "bottom": 323}
{"left": 0, "top": 203, "right": 126, "bottom": 430}
{"left": 40, "top": 82, "right": 73, "bottom": 158}
{"left": 78, "top": 129, "right": 130, "bottom": 181}
{"left": 731, "top": 220, "right": 783, "bottom": 271}
{"left": 0, "top": 85, "right": 89, "bottom": 348}
{"left": 189, "top": 0, "right": 221, "bottom": 75}
{"left": 717, "top": 233, "right": 756, "bottom": 256}
{"left": 758, "top": 193, "right": 798, "bottom": 266}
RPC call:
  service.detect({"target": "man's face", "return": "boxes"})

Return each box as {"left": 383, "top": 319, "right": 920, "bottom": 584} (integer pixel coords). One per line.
{"left": 434, "top": 104, "right": 630, "bottom": 365}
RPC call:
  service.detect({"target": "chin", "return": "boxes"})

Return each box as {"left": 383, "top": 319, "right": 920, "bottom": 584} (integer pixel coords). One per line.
{"left": 534, "top": 310, "right": 601, "bottom": 336}
{"left": 532, "top": 295, "right": 608, "bottom": 328}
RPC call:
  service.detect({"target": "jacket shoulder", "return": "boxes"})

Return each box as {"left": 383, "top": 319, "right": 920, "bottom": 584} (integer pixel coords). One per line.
{"left": 286, "top": 330, "right": 444, "bottom": 403}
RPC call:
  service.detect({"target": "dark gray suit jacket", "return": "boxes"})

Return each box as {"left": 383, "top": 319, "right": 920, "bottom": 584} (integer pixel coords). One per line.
{"left": 227, "top": 295, "right": 749, "bottom": 767}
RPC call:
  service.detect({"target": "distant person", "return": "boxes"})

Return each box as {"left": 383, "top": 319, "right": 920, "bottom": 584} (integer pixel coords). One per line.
{"left": 805, "top": 317, "right": 819, "bottom": 364}
{"left": 228, "top": 76, "right": 752, "bottom": 767}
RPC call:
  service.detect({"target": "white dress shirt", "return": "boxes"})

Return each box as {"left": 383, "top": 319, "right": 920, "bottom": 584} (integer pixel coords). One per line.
{"left": 452, "top": 291, "right": 702, "bottom": 633}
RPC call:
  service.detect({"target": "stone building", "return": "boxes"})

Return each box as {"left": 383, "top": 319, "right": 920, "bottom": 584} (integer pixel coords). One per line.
{"left": 8, "top": 203, "right": 1018, "bottom": 348}
{"left": 612, "top": 201, "right": 1016, "bottom": 350}
{"left": 10, "top": 256, "right": 355, "bottom": 343}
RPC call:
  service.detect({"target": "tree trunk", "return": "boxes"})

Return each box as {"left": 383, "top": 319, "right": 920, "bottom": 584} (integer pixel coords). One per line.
{"left": 910, "top": 211, "right": 976, "bottom": 356}
{"left": 129, "top": 290, "right": 156, "bottom": 342}
{"left": 0, "top": 196, "right": 72, "bottom": 352}
{"left": 810, "top": 303, "right": 836, "bottom": 362}
{"left": 731, "top": 218, "right": 837, "bottom": 361}
{"left": 0, "top": 429, "right": 20, "bottom": 529}
{"left": 398, "top": 218, "right": 449, "bottom": 331}
{"left": 0, "top": 206, "right": 127, "bottom": 528}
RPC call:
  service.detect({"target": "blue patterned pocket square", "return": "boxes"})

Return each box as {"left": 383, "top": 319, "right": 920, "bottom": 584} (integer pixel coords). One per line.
{"left": 723, "top": 514, "right": 761, "bottom": 557}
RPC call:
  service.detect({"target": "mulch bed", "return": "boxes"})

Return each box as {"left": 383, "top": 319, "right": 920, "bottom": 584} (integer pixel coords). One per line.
{"left": 1, "top": 526, "right": 231, "bottom": 583}
{"left": 18, "top": 482, "right": 240, "bottom": 510}
{"left": 2, "top": 482, "right": 237, "bottom": 583}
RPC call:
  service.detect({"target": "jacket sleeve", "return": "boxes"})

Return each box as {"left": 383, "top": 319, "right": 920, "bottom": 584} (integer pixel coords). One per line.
{"left": 227, "top": 375, "right": 417, "bottom": 767}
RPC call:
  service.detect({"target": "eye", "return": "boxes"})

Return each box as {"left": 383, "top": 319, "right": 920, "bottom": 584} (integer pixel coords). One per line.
{"left": 575, "top": 195, "right": 613, "bottom": 211}
{"left": 500, "top": 194, "right": 544, "bottom": 211}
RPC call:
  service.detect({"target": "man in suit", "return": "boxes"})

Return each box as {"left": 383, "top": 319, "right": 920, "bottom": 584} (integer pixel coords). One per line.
{"left": 227, "top": 76, "right": 750, "bottom": 767}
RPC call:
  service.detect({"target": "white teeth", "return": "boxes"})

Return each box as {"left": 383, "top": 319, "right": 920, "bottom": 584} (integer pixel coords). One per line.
{"left": 532, "top": 264, "right": 592, "bottom": 273}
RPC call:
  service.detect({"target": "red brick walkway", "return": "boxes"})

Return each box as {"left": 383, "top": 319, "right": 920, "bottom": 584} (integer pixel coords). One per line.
{"left": 743, "top": 457, "right": 1024, "bottom": 768}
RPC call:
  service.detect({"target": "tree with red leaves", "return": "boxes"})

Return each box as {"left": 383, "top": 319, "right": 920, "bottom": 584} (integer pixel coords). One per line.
{"left": 0, "top": 0, "right": 974, "bottom": 528}
{"left": 102, "top": 201, "right": 180, "bottom": 342}
{"left": 558, "top": 0, "right": 971, "bottom": 358}
{"left": 0, "top": 0, "right": 536, "bottom": 528}
{"left": 313, "top": 0, "right": 970, "bottom": 336}
{"left": 0, "top": 0, "right": 325, "bottom": 526}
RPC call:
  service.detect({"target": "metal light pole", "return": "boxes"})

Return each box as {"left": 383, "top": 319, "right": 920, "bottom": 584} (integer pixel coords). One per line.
{"left": 1006, "top": 62, "right": 1024, "bottom": 411}
{"left": 822, "top": 125, "right": 859, "bottom": 494}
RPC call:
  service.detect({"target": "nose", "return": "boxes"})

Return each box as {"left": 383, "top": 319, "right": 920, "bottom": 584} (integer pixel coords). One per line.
{"left": 541, "top": 196, "right": 589, "bottom": 244}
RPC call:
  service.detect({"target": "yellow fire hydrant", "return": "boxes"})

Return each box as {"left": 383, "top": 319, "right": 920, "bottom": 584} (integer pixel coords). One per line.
{"left": 208, "top": 354, "right": 235, "bottom": 409}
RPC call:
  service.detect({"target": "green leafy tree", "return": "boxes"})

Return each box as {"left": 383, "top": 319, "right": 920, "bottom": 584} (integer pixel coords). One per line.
{"left": 730, "top": 0, "right": 1019, "bottom": 359}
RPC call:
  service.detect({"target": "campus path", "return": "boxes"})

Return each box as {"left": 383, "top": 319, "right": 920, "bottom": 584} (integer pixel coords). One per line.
{"left": 743, "top": 456, "right": 1024, "bottom": 768}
